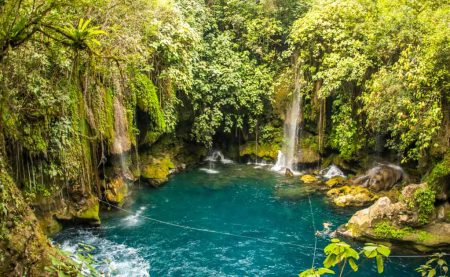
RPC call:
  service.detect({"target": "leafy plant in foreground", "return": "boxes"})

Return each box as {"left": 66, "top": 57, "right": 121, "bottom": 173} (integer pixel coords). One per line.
{"left": 416, "top": 253, "right": 449, "bottom": 277}
{"left": 300, "top": 239, "right": 391, "bottom": 276}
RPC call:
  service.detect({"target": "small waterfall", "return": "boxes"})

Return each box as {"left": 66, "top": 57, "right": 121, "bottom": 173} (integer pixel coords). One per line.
{"left": 200, "top": 151, "right": 232, "bottom": 174}
{"left": 204, "top": 150, "right": 233, "bottom": 164}
{"left": 111, "top": 97, "right": 131, "bottom": 177}
{"left": 272, "top": 85, "right": 301, "bottom": 174}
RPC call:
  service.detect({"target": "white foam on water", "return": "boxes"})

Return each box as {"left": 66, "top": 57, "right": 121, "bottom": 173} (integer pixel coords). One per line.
{"left": 204, "top": 150, "right": 234, "bottom": 164}
{"left": 199, "top": 168, "right": 220, "bottom": 174}
{"left": 58, "top": 229, "right": 150, "bottom": 277}
{"left": 321, "top": 165, "right": 345, "bottom": 179}
{"left": 122, "top": 206, "right": 147, "bottom": 227}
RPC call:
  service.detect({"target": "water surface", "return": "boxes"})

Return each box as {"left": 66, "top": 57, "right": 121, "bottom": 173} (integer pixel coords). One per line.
{"left": 54, "top": 163, "right": 422, "bottom": 276}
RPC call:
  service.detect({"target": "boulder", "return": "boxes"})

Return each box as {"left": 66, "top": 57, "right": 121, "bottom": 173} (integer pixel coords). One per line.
{"left": 141, "top": 155, "right": 175, "bottom": 186}
{"left": 327, "top": 186, "right": 378, "bottom": 207}
{"left": 300, "top": 174, "right": 319, "bottom": 184}
{"left": 338, "top": 184, "right": 450, "bottom": 251}
{"left": 352, "top": 164, "right": 404, "bottom": 192}
{"left": 104, "top": 176, "right": 128, "bottom": 207}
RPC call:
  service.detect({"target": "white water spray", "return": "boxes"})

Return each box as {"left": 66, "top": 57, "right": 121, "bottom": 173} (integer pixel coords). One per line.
{"left": 272, "top": 86, "right": 302, "bottom": 173}
{"left": 111, "top": 97, "right": 132, "bottom": 177}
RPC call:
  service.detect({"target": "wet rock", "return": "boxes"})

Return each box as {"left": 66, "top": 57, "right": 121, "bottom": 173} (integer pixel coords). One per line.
{"left": 338, "top": 184, "right": 450, "bottom": 251}
{"left": 104, "top": 176, "right": 128, "bottom": 207}
{"left": 297, "top": 147, "right": 320, "bottom": 164}
{"left": 285, "top": 168, "right": 294, "bottom": 177}
{"left": 352, "top": 164, "right": 404, "bottom": 192}
{"left": 239, "top": 141, "right": 280, "bottom": 161}
{"left": 325, "top": 176, "right": 346, "bottom": 188}
{"left": 327, "top": 186, "right": 378, "bottom": 207}
{"left": 141, "top": 155, "right": 175, "bottom": 186}
{"left": 300, "top": 174, "right": 319, "bottom": 184}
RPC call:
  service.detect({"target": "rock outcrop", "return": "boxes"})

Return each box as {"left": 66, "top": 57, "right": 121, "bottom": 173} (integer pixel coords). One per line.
{"left": 0, "top": 158, "right": 73, "bottom": 276}
{"left": 327, "top": 186, "right": 379, "bottom": 207}
{"left": 352, "top": 164, "right": 404, "bottom": 192}
{"left": 338, "top": 183, "right": 450, "bottom": 251}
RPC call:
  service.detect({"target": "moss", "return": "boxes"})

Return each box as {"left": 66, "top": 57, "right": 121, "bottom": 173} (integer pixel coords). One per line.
{"left": 325, "top": 176, "right": 346, "bottom": 187}
{"left": 76, "top": 202, "right": 100, "bottom": 223}
{"left": 141, "top": 156, "right": 174, "bottom": 186}
{"left": 105, "top": 177, "right": 128, "bottom": 206}
{"left": 132, "top": 73, "right": 166, "bottom": 132}
{"left": 239, "top": 141, "right": 280, "bottom": 160}
{"left": 413, "top": 187, "right": 436, "bottom": 225}
{"left": 142, "top": 131, "right": 163, "bottom": 145}
{"left": 327, "top": 185, "right": 378, "bottom": 207}
{"left": 373, "top": 222, "right": 413, "bottom": 239}
{"left": 300, "top": 174, "right": 319, "bottom": 184}
{"left": 425, "top": 152, "right": 450, "bottom": 194}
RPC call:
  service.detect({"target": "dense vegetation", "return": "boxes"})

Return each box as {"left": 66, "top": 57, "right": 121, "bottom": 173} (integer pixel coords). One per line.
{"left": 0, "top": 0, "right": 449, "bottom": 275}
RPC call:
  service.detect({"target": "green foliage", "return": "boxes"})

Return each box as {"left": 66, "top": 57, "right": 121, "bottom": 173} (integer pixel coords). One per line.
{"left": 425, "top": 153, "right": 450, "bottom": 191}
{"left": 55, "top": 18, "right": 107, "bottom": 52}
{"left": 131, "top": 73, "right": 166, "bottom": 132}
{"left": 362, "top": 243, "right": 391, "bottom": 274}
{"left": 300, "top": 239, "right": 391, "bottom": 276}
{"left": 45, "top": 243, "right": 100, "bottom": 277}
{"left": 413, "top": 187, "right": 436, "bottom": 225}
{"left": 373, "top": 222, "right": 413, "bottom": 239}
{"left": 323, "top": 238, "right": 360, "bottom": 276}
{"left": 190, "top": 31, "right": 273, "bottom": 145}
{"left": 416, "top": 253, "right": 449, "bottom": 277}
{"left": 299, "top": 267, "right": 335, "bottom": 277}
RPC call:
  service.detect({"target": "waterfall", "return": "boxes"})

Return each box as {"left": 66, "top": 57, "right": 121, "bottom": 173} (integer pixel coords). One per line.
{"left": 272, "top": 73, "right": 302, "bottom": 174}
{"left": 204, "top": 150, "right": 233, "bottom": 164}
{"left": 111, "top": 97, "right": 131, "bottom": 177}
{"left": 284, "top": 89, "right": 301, "bottom": 171}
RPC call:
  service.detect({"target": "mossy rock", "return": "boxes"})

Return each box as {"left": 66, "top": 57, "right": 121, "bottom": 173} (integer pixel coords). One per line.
{"left": 297, "top": 148, "right": 320, "bottom": 164}
{"left": 239, "top": 141, "right": 280, "bottom": 160}
{"left": 76, "top": 201, "right": 101, "bottom": 225}
{"left": 104, "top": 177, "right": 128, "bottom": 207}
{"left": 141, "top": 156, "right": 175, "bottom": 186}
{"left": 325, "top": 176, "right": 346, "bottom": 188}
{"left": 327, "top": 185, "right": 379, "bottom": 207}
{"left": 300, "top": 174, "right": 319, "bottom": 184}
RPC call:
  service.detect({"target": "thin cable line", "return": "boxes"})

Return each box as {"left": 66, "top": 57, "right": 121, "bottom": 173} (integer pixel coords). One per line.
{"left": 99, "top": 199, "right": 316, "bottom": 250}
{"left": 98, "top": 199, "right": 449, "bottom": 259}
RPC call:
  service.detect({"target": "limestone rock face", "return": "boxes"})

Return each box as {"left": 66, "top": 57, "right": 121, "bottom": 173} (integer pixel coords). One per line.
{"left": 327, "top": 186, "right": 379, "bottom": 207}
{"left": 0, "top": 159, "right": 72, "bottom": 275}
{"left": 353, "top": 164, "right": 404, "bottom": 192}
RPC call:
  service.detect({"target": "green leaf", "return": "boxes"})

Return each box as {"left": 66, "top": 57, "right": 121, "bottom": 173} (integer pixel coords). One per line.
{"left": 348, "top": 258, "right": 359, "bottom": 272}
{"left": 376, "top": 255, "right": 384, "bottom": 274}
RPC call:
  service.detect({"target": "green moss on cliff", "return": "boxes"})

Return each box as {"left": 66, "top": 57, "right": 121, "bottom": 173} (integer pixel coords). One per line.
{"left": 239, "top": 141, "right": 280, "bottom": 160}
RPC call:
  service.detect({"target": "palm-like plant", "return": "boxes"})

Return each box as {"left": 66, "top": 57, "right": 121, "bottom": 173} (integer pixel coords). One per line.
{"left": 59, "top": 18, "right": 106, "bottom": 53}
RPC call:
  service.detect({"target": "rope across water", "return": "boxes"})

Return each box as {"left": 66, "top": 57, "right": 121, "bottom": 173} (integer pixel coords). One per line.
{"left": 97, "top": 198, "right": 449, "bottom": 259}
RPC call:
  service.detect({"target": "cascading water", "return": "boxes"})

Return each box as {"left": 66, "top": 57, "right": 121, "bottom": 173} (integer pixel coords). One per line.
{"left": 200, "top": 151, "right": 233, "bottom": 174}
{"left": 272, "top": 86, "right": 301, "bottom": 174}
{"left": 111, "top": 97, "right": 132, "bottom": 177}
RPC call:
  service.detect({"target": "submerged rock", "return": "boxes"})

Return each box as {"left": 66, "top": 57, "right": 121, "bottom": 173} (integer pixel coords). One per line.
{"left": 353, "top": 164, "right": 404, "bottom": 192}
{"left": 327, "top": 186, "right": 378, "bottom": 207}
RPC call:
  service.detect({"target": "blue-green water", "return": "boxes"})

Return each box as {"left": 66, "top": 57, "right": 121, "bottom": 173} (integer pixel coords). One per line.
{"left": 54, "top": 163, "right": 423, "bottom": 276}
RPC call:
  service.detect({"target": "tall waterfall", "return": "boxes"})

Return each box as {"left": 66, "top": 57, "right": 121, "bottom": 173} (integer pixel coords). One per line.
{"left": 284, "top": 89, "right": 301, "bottom": 171}
{"left": 272, "top": 66, "right": 302, "bottom": 174}
{"left": 111, "top": 97, "right": 131, "bottom": 176}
